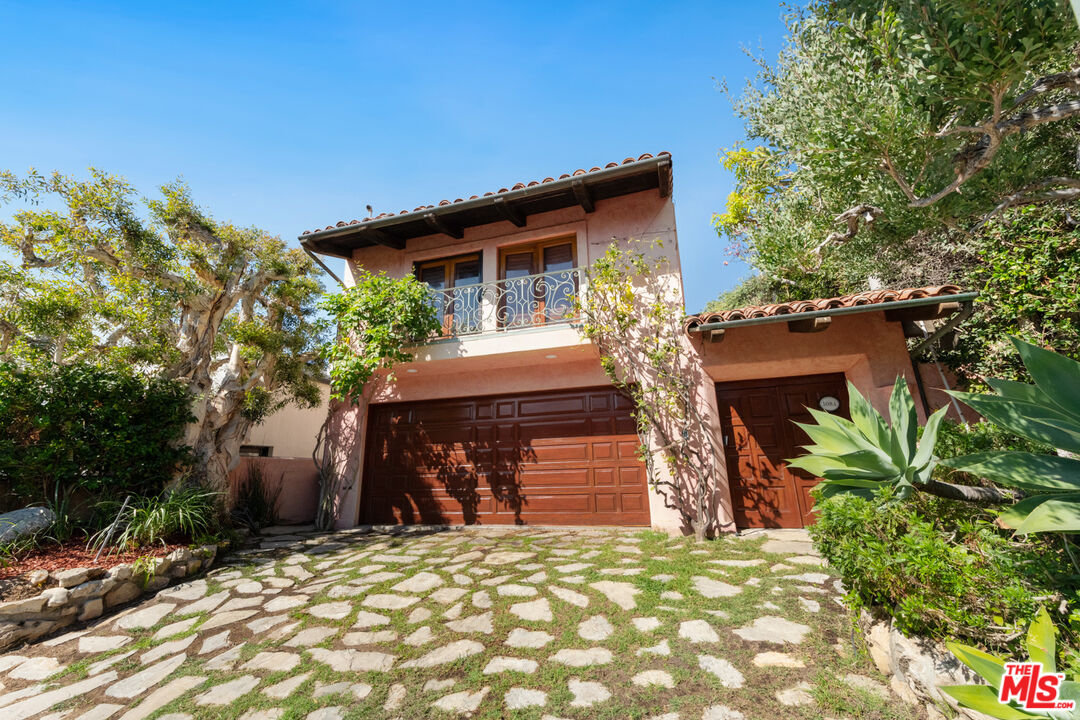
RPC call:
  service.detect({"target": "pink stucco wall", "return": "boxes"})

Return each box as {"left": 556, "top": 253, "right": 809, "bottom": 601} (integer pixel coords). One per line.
{"left": 688, "top": 311, "right": 958, "bottom": 530}
{"left": 229, "top": 457, "right": 320, "bottom": 525}
{"left": 328, "top": 188, "right": 687, "bottom": 533}
{"left": 694, "top": 312, "right": 920, "bottom": 418}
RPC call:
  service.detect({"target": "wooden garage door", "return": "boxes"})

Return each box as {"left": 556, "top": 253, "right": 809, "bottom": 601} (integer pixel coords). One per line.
{"left": 360, "top": 387, "right": 650, "bottom": 526}
{"left": 715, "top": 373, "right": 849, "bottom": 528}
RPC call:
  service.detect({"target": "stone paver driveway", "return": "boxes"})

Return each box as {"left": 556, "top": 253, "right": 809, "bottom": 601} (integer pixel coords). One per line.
{"left": 0, "top": 526, "right": 916, "bottom": 719}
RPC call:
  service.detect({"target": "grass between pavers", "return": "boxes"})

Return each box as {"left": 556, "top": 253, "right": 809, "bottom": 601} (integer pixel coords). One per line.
{"left": 16, "top": 527, "right": 923, "bottom": 720}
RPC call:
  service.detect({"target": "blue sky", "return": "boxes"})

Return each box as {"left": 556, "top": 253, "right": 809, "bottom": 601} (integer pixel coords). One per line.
{"left": 0, "top": 1, "right": 787, "bottom": 311}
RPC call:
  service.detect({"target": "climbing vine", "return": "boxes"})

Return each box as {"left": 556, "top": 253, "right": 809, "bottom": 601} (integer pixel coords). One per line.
{"left": 319, "top": 269, "right": 441, "bottom": 402}
{"left": 577, "top": 241, "right": 721, "bottom": 539}
{"left": 314, "top": 270, "right": 440, "bottom": 529}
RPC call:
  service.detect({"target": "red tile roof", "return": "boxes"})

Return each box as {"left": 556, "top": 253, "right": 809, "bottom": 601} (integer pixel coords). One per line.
{"left": 301, "top": 152, "right": 670, "bottom": 236}
{"left": 683, "top": 285, "right": 965, "bottom": 332}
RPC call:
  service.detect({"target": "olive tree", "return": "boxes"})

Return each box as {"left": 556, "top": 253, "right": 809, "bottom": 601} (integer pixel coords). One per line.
{"left": 0, "top": 169, "right": 325, "bottom": 494}
{"left": 716, "top": 0, "right": 1080, "bottom": 295}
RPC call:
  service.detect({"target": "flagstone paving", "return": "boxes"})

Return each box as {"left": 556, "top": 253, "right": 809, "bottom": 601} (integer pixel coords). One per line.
{"left": 0, "top": 526, "right": 922, "bottom": 719}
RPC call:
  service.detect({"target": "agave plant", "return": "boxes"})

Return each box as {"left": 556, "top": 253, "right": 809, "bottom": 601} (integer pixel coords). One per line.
{"left": 943, "top": 338, "right": 1080, "bottom": 534}
{"left": 943, "top": 608, "right": 1080, "bottom": 720}
{"left": 787, "top": 377, "right": 949, "bottom": 500}
{"left": 788, "top": 376, "right": 1016, "bottom": 503}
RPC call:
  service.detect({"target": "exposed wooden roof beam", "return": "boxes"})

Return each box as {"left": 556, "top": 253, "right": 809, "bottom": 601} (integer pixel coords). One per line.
{"left": 787, "top": 316, "right": 832, "bottom": 333}
{"left": 884, "top": 301, "right": 961, "bottom": 323}
{"left": 493, "top": 197, "right": 526, "bottom": 228}
{"left": 423, "top": 212, "right": 464, "bottom": 239}
{"left": 357, "top": 226, "right": 405, "bottom": 250}
{"left": 901, "top": 320, "right": 924, "bottom": 338}
{"left": 571, "top": 179, "right": 595, "bottom": 213}
{"left": 705, "top": 328, "right": 725, "bottom": 343}
{"left": 657, "top": 157, "right": 672, "bottom": 198}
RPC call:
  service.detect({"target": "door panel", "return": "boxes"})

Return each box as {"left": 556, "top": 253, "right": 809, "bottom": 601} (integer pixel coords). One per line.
{"left": 716, "top": 374, "right": 849, "bottom": 528}
{"left": 361, "top": 387, "right": 651, "bottom": 526}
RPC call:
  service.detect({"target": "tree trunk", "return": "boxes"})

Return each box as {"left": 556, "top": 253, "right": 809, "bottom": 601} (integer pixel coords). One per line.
{"left": 920, "top": 479, "right": 1018, "bottom": 504}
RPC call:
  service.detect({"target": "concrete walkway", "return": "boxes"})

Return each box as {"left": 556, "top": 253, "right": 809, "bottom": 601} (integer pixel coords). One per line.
{"left": 0, "top": 526, "right": 916, "bottom": 719}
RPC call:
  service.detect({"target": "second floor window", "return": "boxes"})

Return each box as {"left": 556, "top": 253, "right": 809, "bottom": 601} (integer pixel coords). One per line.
{"left": 416, "top": 254, "right": 482, "bottom": 335}
{"left": 499, "top": 238, "right": 577, "bottom": 328}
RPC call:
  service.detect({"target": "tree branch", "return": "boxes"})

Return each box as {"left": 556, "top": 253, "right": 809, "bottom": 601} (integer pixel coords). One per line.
{"left": 19, "top": 229, "right": 64, "bottom": 269}
{"left": 805, "top": 204, "right": 884, "bottom": 268}
{"left": 971, "top": 177, "right": 1080, "bottom": 231}
{"left": 1011, "top": 67, "right": 1080, "bottom": 109}
{"left": 883, "top": 71, "right": 1080, "bottom": 209}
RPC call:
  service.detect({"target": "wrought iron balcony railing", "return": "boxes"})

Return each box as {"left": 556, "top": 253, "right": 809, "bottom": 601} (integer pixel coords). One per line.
{"left": 426, "top": 267, "right": 582, "bottom": 337}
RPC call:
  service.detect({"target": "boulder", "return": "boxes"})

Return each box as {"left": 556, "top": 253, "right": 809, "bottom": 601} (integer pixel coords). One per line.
{"left": 78, "top": 598, "right": 104, "bottom": 622}
{"left": 145, "top": 575, "right": 170, "bottom": 592}
{"left": 0, "top": 595, "right": 47, "bottom": 617}
{"left": 104, "top": 581, "right": 140, "bottom": 608}
{"left": 69, "top": 577, "right": 117, "bottom": 601}
{"left": 0, "top": 507, "right": 55, "bottom": 543}
{"left": 54, "top": 568, "right": 89, "bottom": 588}
{"left": 108, "top": 564, "right": 134, "bottom": 582}
{"left": 42, "top": 587, "right": 69, "bottom": 608}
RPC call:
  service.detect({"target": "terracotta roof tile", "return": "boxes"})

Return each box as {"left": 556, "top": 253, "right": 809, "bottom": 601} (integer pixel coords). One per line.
{"left": 301, "top": 152, "right": 669, "bottom": 235}
{"left": 683, "top": 285, "right": 965, "bottom": 332}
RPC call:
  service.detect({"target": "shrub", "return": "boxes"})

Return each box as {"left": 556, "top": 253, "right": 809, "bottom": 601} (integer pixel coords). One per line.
{"left": 809, "top": 487, "right": 1080, "bottom": 652}
{"left": 0, "top": 362, "right": 194, "bottom": 508}
{"left": 231, "top": 463, "right": 281, "bottom": 531}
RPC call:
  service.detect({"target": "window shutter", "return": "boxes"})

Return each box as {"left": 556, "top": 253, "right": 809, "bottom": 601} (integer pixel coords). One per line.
{"left": 504, "top": 252, "right": 534, "bottom": 278}
{"left": 542, "top": 243, "right": 574, "bottom": 271}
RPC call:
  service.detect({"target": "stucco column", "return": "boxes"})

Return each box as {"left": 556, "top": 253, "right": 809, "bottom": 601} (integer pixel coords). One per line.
{"left": 321, "top": 396, "right": 367, "bottom": 528}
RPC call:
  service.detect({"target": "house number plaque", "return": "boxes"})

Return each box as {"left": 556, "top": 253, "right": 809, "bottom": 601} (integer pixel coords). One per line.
{"left": 818, "top": 395, "right": 840, "bottom": 412}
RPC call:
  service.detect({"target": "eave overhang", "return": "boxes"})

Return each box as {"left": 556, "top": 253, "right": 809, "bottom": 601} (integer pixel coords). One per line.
{"left": 299, "top": 155, "right": 673, "bottom": 259}
{"left": 686, "top": 292, "right": 980, "bottom": 334}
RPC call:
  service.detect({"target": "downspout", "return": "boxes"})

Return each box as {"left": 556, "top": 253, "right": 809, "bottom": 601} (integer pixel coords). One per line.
{"left": 908, "top": 300, "right": 974, "bottom": 421}
{"left": 302, "top": 242, "right": 346, "bottom": 289}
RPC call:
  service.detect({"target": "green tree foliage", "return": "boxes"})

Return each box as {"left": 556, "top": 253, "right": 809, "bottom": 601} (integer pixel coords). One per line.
{"left": 0, "top": 362, "right": 194, "bottom": 509}
{"left": 939, "top": 201, "right": 1080, "bottom": 381}
{"left": 712, "top": 0, "right": 1080, "bottom": 378}
{"left": 0, "top": 169, "right": 325, "bottom": 492}
{"left": 319, "top": 269, "right": 441, "bottom": 402}
{"left": 702, "top": 272, "right": 794, "bottom": 313}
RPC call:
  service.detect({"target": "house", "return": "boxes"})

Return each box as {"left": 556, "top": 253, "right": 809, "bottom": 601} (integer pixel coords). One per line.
{"left": 300, "top": 153, "right": 970, "bottom": 533}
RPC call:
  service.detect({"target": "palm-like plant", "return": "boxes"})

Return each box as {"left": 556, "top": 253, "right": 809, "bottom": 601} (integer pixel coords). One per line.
{"left": 788, "top": 377, "right": 1013, "bottom": 503}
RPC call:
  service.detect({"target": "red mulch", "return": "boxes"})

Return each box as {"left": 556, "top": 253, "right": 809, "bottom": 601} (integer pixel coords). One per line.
{"left": 0, "top": 540, "right": 184, "bottom": 581}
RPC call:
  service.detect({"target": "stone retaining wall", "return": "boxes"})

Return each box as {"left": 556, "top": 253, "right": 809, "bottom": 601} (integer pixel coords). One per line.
{"left": 0, "top": 544, "right": 217, "bottom": 650}
{"left": 859, "top": 610, "right": 995, "bottom": 720}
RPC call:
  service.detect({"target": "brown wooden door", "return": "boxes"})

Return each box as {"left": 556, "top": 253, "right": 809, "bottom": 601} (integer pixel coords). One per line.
{"left": 360, "top": 387, "right": 650, "bottom": 526}
{"left": 715, "top": 374, "right": 849, "bottom": 528}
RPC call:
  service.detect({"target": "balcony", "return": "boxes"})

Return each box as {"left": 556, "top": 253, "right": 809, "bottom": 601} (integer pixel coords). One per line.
{"left": 427, "top": 268, "right": 583, "bottom": 338}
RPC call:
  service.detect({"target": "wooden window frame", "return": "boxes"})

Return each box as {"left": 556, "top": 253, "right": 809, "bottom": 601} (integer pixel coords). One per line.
{"left": 497, "top": 236, "right": 577, "bottom": 280}
{"left": 413, "top": 252, "right": 482, "bottom": 335}
{"left": 497, "top": 236, "right": 577, "bottom": 327}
